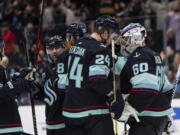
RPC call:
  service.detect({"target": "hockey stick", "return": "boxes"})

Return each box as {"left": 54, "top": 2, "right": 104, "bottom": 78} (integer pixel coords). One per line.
{"left": 34, "top": 0, "right": 45, "bottom": 65}
{"left": 24, "top": 28, "right": 38, "bottom": 135}
{"left": 9, "top": 26, "right": 38, "bottom": 135}
{"left": 111, "top": 40, "right": 118, "bottom": 135}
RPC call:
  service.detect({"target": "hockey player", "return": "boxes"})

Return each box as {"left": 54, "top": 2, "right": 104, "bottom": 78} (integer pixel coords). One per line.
{"left": 62, "top": 15, "right": 118, "bottom": 135}
{"left": 65, "top": 22, "right": 87, "bottom": 48}
{"left": 0, "top": 41, "right": 33, "bottom": 135}
{"left": 111, "top": 23, "right": 174, "bottom": 135}
{"left": 56, "top": 22, "right": 88, "bottom": 98}
{"left": 43, "top": 35, "right": 67, "bottom": 135}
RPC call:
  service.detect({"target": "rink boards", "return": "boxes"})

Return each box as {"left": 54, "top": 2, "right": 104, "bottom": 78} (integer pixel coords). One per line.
{"left": 19, "top": 99, "right": 180, "bottom": 135}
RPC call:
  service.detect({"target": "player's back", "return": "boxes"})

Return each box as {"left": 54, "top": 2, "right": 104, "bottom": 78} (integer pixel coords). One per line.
{"left": 63, "top": 37, "right": 111, "bottom": 118}
{"left": 119, "top": 47, "right": 174, "bottom": 116}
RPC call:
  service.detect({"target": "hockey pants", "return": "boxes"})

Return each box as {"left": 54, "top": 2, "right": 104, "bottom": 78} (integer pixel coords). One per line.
{"left": 47, "top": 128, "right": 65, "bottom": 135}
{"left": 127, "top": 116, "right": 168, "bottom": 135}
{"left": 64, "top": 114, "right": 114, "bottom": 135}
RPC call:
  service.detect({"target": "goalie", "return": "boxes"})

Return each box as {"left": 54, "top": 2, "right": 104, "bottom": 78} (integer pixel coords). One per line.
{"left": 111, "top": 23, "right": 174, "bottom": 135}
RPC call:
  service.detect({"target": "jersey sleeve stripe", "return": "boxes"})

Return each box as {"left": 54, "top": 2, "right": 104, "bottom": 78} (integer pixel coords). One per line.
{"left": 130, "top": 73, "right": 159, "bottom": 89}
{"left": 89, "top": 76, "right": 108, "bottom": 79}
{"left": 130, "top": 73, "right": 173, "bottom": 92}
{"left": 132, "top": 83, "right": 160, "bottom": 91}
{"left": 89, "top": 65, "right": 110, "bottom": 77}
{"left": 89, "top": 71, "right": 107, "bottom": 76}
{"left": 144, "top": 104, "right": 171, "bottom": 110}
{"left": 46, "top": 123, "right": 65, "bottom": 130}
{"left": 62, "top": 109, "right": 110, "bottom": 118}
{"left": 0, "top": 123, "right": 22, "bottom": 127}
{"left": 138, "top": 108, "right": 173, "bottom": 117}
{"left": 0, "top": 127, "right": 23, "bottom": 134}
{"left": 46, "top": 120, "right": 64, "bottom": 124}
{"left": 128, "top": 89, "right": 159, "bottom": 94}
{"left": 63, "top": 105, "right": 108, "bottom": 111}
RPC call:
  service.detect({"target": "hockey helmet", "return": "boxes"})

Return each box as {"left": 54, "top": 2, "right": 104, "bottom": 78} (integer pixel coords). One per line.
{"left": 94, "top": 15, "right": 118, "bottom": 31}
{"left": 120, "top": 23, "right": 147, "bottom": 57}
{"left": 66, "top": 23, "right": 83, "bottom": 37}
{"left": 46, "top": 35, "right": 65, "bottom": 49}
{"left": 65, "top": 23, "right": 86, "bottom": 48}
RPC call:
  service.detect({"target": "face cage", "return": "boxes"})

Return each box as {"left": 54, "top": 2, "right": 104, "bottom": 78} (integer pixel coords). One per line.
{"left": 120, "top": 36, "right": 131, "bottom": 47}
{"left": 120, "top": 34, "right": 145, "bottom": 57}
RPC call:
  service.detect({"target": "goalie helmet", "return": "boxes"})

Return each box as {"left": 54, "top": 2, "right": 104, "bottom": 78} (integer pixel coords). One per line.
{"left": 94, "top": 15, "right": 118, "bottom": 31}
{"left": 120, "top": 23, "right": 147, "bottom": 57}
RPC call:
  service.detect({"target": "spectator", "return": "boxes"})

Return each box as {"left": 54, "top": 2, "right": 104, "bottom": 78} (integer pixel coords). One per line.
{"left": 126, "top": 0, "right": 145, "bottom": 23}
{"left": 98, "top": 0, "right": 116, "bottom": 16}
{"left": 2, "top": 25, "right": 17, "bottom": 54}
{"left": 146, "top": 0, "right": 170, "bottom": 52}
{"left": 43, "top": 1, "right": 55, "bottom": 30}
{"left": 60, "top": 1, "right": 81, "bottom": 25}
{"left": 166, "top": 0, "right": 180, "bottom": 52}
{"left": 9, "top": 45, "right": 26, "bottom": 70}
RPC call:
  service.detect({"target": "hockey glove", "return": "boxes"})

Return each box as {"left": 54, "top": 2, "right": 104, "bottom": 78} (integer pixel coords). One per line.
{"left": 6, "top": 78, "right": 32, "bottom": 97}
{"left": 12, "top": 67, "right": 36, "bottom": 80}
{"left": 109, "top": 91, "right": 125, "bottom": 119}
{"left": 114, "top": 101, "right": 140, "bottom": 123}
{"left": 163, "top": 115, "right": 176, "bottom": 135}
{"left": 110, "top": 100, "right": 125, "bottom": 120}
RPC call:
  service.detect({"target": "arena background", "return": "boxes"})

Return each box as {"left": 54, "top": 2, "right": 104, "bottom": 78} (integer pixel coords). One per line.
{"left": 0, "top": 0, "right": 179, "bottom": 134}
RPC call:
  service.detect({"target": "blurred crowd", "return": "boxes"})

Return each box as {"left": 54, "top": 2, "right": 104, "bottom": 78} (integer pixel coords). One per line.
{"left": 0, "top": 0, "right": 179, "bottom": 100}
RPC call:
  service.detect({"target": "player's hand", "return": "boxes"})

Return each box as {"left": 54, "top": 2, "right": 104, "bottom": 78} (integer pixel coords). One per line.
{"left": 163, "top": 115, "right": 177, "bottom": 135}
{"left": 110, "top": 100, "right": 124, "bottom": 120}
{"left": 116, "top": 101, "right": 140, "bottom": 123}
{"left": 12, "top": 67, "right": 36, "bottom": 80}
{"left": 6, "top": 78, "right": 32, "bottom": 96}
{"left": 109, "top": 90, "right": 125, "bottom": 120}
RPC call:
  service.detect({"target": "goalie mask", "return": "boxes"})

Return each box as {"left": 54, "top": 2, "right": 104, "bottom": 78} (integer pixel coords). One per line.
{"left": 120, "top": 23, "right": 147, "bottom": 57}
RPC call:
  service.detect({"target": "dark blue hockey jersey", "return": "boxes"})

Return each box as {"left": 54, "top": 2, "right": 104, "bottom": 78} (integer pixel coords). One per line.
{"left": 115, "top": 47, "right": 174, "bottom": 117}
{"left": 0, "top": 66, "right": 23, "bottom": 133}
{"left": 43, "top": 53, "right": 68, "bottom": 130}
{"left": 62, "top": 37, "right": 113, "bottom": 118}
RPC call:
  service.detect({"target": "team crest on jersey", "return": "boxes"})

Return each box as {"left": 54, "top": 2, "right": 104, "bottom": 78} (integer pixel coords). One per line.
{"left": 133, "top": 52, "right": 141, "bottom": 58}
